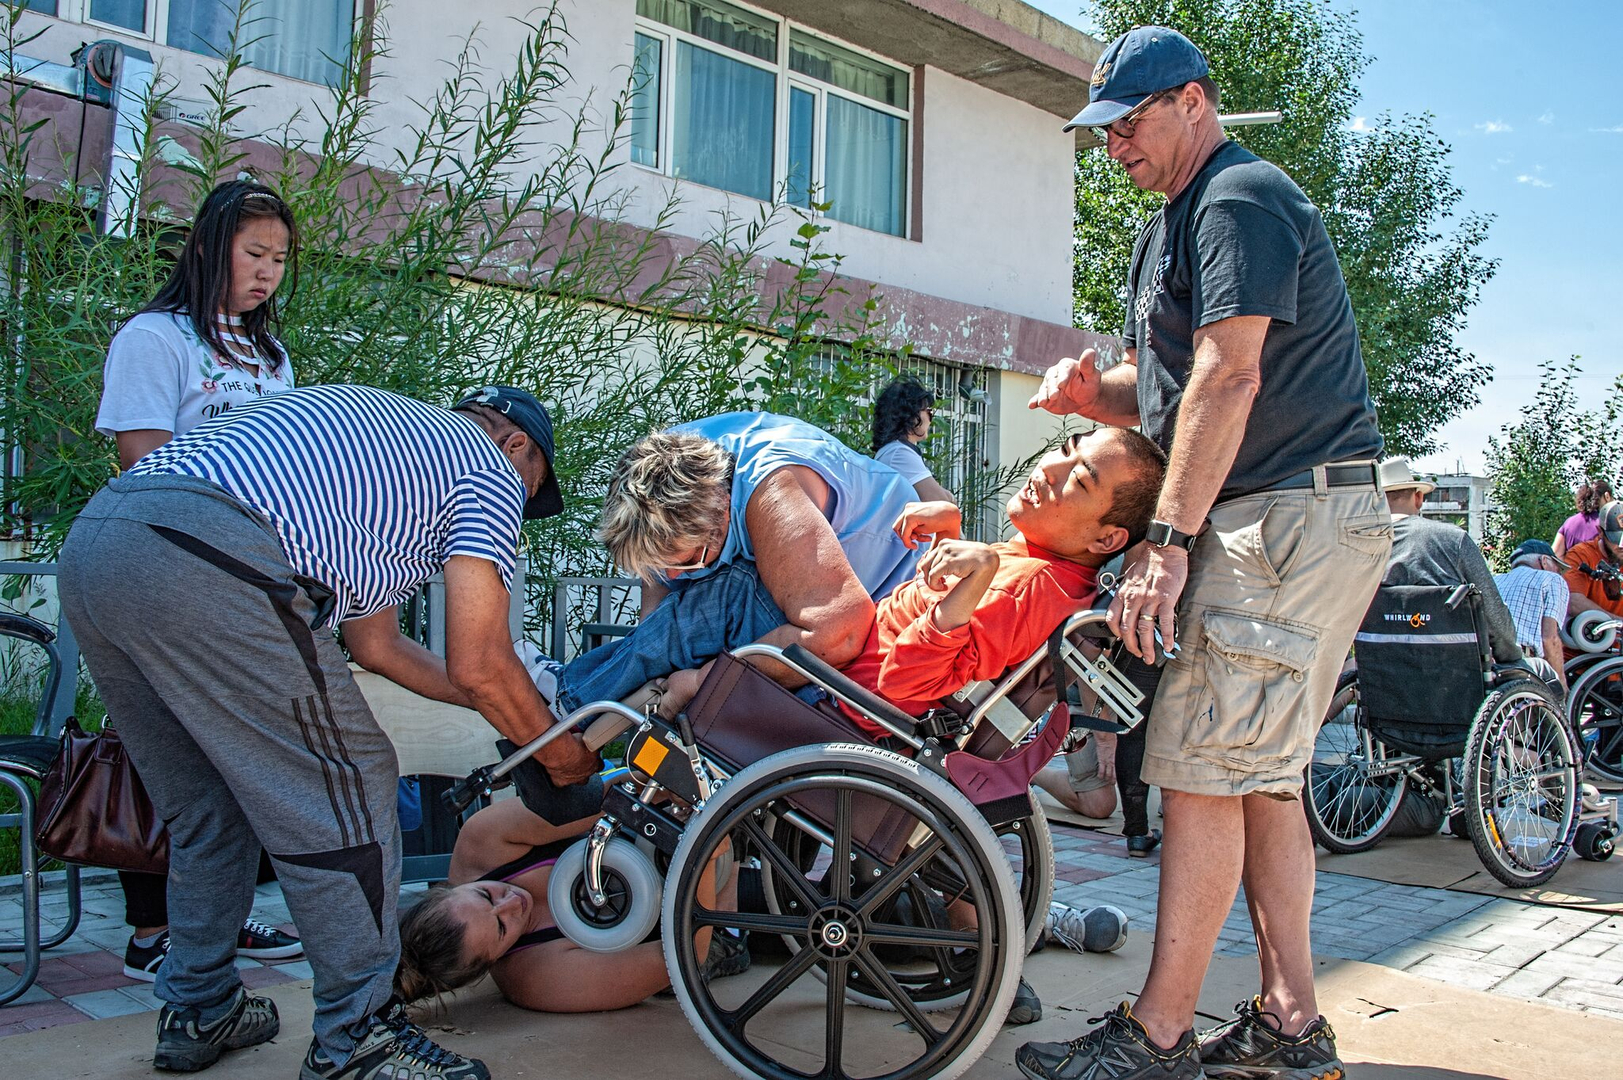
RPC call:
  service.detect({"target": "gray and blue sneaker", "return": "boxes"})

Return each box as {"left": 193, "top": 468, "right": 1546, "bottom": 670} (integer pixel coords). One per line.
{"left": 1016, "top": 1002, "right": 1201, "bottom": 1080}
{"left": 153, "top": 987, "right": 280, "bottom": 1072}
{"left": 300, "top": 1003, "right": 488, "bottom": 1080}
{"left": 1045, "top": 901, "right": 1129, "bottom": 954}
{"left": 1199, "top": 997, "right": 1345, "bottom": 1080}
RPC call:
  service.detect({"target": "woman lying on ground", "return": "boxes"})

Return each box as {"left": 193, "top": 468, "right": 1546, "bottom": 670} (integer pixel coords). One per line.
{"left": 395, "top": 795, "right": 735, "bottom": 1012}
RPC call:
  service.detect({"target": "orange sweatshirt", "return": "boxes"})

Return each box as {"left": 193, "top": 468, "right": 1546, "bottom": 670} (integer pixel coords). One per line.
{"left": 838, "top": 540, "right": 1098, "bottom": 736}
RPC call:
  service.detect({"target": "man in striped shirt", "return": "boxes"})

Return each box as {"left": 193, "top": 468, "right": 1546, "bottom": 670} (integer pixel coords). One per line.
{"left": 58, "top": 384, "right": 589, "bottom": 1080}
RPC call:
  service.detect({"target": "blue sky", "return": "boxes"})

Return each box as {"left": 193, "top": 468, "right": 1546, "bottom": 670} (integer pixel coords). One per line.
{"left": 1028, "top": 0, "right": 1622, "bottom": 475}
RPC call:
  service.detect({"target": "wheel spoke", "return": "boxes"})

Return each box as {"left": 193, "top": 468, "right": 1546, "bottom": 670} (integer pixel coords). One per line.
{"left": 851, "top": 947, "right": 944, "bottom": 1046}
{"left": 821, "top": 958, "right": 848, "bottom": 1079}
{"left": 724, "top": 942, "right": 820, "bottom": 1030}
{"left": 694, "top": 907, "right": 810, "bottom": 937}
{"left": 830, "top": 790, "right": 854, "bottom": 905}
{"left": 743, "top": 816, "right": 823, "bottom": 912}
{"left": 855, "top": 835, "right": 945, "bottom": 919}
{"left": 863, "top": 922, "right": 980, "bottom": 949}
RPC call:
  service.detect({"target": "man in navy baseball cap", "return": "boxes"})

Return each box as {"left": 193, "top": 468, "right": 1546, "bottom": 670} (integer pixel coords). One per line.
{"left": 453, "top": 385, "right": 565, "bottom": 519}
{"left": 1064, "top": 25, "right": 1210, "bottom": 133}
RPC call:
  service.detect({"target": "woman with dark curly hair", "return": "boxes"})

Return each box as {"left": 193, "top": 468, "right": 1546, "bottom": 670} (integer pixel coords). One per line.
{"left": 871, "top": 377, "right": 954, "bottom": 503}
{"left": 1555, "top": 478, "right": 1614, "bottom": 559}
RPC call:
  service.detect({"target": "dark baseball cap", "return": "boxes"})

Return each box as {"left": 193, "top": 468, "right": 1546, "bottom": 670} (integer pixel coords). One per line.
{"left": 1601, "top": 501, "right": 1623, "bottom": 546}
{"left": 1065, "top": 25, "right": 1211, "bottom": 132}
{"left": 1512, "top": 539, "right": 1569, "bottom": 568}
{"left": 453, "top": 385, "right": 564, "bottom": 520}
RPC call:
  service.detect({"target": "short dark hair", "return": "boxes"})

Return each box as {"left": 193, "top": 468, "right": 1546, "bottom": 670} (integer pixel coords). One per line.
{"left": 1193, "top": 75, "right": 1220, "bottom": 109}
{"left": 1099, "top": 428, "right": 1168, "bottom": 552}
{"left": 871, "top": 377, "right": 935, "bottom": 453}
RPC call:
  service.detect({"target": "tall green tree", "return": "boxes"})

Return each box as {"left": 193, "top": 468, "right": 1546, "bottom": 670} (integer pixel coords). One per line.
{"left": 1483, "top": 358, "right": 1623, "bottom": 568}
{"left": 1074, "top": 0, "right": 1496, "bottom": 457}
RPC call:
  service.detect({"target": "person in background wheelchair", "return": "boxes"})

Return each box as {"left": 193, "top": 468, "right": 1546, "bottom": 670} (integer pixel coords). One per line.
{"left": 1380, "top": 458, "right": 1527, "bottom": 673}
{"left": 1494, "top": 539, "right": 1571, "bottom": 691}
{"left": 1561, "top": 499, "right": 1623, "bottom": 639}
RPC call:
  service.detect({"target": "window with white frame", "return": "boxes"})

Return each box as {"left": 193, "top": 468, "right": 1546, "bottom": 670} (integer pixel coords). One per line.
{"left": 633, "top": 0, "right": 911, "bottom": 238}
{"left": 70, "top": 0, "right": 354, "bottom": 86}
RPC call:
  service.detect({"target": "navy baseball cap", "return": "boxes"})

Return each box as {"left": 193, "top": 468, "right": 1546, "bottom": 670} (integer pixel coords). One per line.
{"left": 1065, "top": 26, "right": 1210, "bottom": 132}
{"left": 1512, "top": 539, "right": 1569, "bottom": 568}
{"left": 454, "top": 385, "right": 565, "bottom": 520}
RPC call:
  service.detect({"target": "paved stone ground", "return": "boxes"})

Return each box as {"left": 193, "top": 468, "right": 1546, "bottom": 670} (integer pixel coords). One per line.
{"left": 1047, "top": 823, "right": 1623, "bottom": 1022}
{"left": 4, "top": 825, "right": 1621, "bottom": 1038}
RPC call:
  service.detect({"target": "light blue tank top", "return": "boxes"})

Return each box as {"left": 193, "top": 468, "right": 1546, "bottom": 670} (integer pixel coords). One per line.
{"left": 672, "top": 412, "right": 922, "bottom": 599}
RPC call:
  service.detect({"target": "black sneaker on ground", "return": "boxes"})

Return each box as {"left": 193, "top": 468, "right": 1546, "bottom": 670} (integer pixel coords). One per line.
{"left": 1199, "top": 996, "right": 1345, "bottom": 1080}
{"left": 238, "top": 917, "right": 303, "bottom": 959}
{"left": 702, "top": 929, "right": 751, "bottom": 980}
{"left": 1126, "top": 830, "right": 1162, "bottom": 858}
{"left": 300, "top": 1003, "right": 489, "bottom": 1080}
{"left": 1016, "top": 1001, "right": 1201, "bottom": 1080}
{"left": 153, "top": 987, "right": 280, "bottom": 1072}
{"left": 124, "top": 930, "right": 171, "bottom": 982}
{"left": 1005, "top": 977, "right": 1043, "bottom": 1025}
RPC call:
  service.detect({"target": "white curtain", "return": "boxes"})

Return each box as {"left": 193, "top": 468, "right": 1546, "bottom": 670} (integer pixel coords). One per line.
{"left": 826, "top": 95, "right": 905, "bottom": 236}
{"left": 672, "top": 41, "right": 775, "bottom": 202}
{"left": 167, "top": 0, "right": 353, "bottom": 86}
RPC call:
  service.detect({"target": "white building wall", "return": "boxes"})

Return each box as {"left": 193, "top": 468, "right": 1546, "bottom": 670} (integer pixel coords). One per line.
{"left": 18, "top": 0, "right": 1077, "bottom": 324}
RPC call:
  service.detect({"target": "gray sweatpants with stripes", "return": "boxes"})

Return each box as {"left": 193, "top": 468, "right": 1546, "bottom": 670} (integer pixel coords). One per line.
{"left": 59, "top": 475, "right": 400, "bottom": 1063}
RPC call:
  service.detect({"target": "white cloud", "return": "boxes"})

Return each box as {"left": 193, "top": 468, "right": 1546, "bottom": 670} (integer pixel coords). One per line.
{"left": 1476, "top": 119, "right": 1513, "bottom": 134}
{"left": 1516, "top": 174, "right": 1554, "bottom": 188}
{"left": 1537, "top": 111, "right": 1555, "bottom": 125}
{"left": 1591, "top": 124, "right": 1623, "bottom": 134}
{"left": 1349, "top": 115, "right": 1374, "bottom": 133}
{"left": 1496, "top": 156, "right": 1513, "bottom": 165}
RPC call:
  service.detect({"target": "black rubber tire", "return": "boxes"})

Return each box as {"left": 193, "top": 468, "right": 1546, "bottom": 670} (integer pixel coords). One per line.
{"left": 1575, "top": 822, "right": 1616, "bottom": 862}
{"left": 1463, "top": 679, "right": 1580, "bottom": 888}
{"left": 661, "top": 743, "right": 1022, "bottom": 1080}
{"left": 1566, "top": 656, "right": 1623, "bottom": 783}
{"left": 1303, "top": 670, "right": 1408, "bottom": 854}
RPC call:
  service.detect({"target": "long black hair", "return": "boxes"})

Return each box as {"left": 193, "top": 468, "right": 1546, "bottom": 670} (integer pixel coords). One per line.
{"left": 871, "top": 377, "right": 935, "bottom": 452}
{"left": 140, "top": 179, "right": 297, "bottom": 372}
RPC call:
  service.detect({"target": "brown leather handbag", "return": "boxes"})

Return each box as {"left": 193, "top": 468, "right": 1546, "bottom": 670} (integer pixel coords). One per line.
{"left": 35, "top": 716, "right": 170, "bottom": 875}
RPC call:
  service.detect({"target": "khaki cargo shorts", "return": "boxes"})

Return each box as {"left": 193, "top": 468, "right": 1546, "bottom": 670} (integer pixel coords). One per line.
{"left": 1141, "top": 485, "right": 1391, "bottom": 798}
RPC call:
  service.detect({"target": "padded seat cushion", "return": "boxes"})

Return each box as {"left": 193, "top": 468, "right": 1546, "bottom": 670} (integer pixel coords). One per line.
{"left": 0, "top": 734, "right": 61, "bottom": 778}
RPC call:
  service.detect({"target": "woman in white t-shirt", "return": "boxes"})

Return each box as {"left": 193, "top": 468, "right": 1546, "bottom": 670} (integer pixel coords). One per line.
{"left": 97, "top": 179, "right": 298, "bottom": 470}
{"left": 95, "top": 179, "right": 305, "bottom": 979}
{"left": 871, "top": 377, "right": 954, "bottom": 503}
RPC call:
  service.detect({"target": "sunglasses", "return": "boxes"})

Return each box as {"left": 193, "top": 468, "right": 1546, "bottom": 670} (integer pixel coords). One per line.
{"left": 661, "top": 541, "right": 712, "bottom": 575}
{"left": 1092, "top": 88, "right": 1178, "bottom": 141}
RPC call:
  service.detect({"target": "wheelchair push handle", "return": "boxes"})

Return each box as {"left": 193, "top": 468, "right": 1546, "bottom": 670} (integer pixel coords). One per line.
{"left": 1445, "top": 582, "right": 1479, "bottom": 610}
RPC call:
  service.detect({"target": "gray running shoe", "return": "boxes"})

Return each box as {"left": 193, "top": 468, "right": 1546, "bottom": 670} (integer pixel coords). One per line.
{"left": 153, "top": 987, "right": 280, "bottom": 1072}
{"left": 1046, "top": 901, "right": 1129, "bottom": 953}
{"left": 1006, "top": 977, "right": 1043, "bottom": 1025}
{"left": 1016, "top": 1002, "right": 1201, "bottom": 1080}
{"left": 300, "top": 1004, "right": 489, "bottom": 1080}
{"left": 1199, "top": 997, "right": 1345, "bottom": 1080}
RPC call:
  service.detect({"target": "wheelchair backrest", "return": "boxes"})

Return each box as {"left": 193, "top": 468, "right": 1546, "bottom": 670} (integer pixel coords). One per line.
{"left": 1354, "top": 583, "right": 1487, "bottom": 740}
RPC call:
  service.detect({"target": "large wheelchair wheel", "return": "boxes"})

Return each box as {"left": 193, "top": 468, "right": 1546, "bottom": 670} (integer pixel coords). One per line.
{"left": 1463, "top": 678, "right": 1580, "bottom": 888}
{"left": 754, "top": 797, "right": 1050, "bottom": 1015}
{"left": 1303, "top": 670, "right": 1408, "bottom": 853}
{"left": 1567, "top": 655, "right": 1623, "bottom": 783}
{"left": 663, "top": 743, "right": 1022, "bottom": 1080}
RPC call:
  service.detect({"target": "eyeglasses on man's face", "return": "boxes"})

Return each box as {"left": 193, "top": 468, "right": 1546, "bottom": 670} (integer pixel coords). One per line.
{"left": 1092, "top": 88, "right": 1178, "bottom": 141}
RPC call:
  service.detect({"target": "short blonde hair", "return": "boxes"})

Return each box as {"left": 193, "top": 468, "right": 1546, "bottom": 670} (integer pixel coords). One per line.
{"left": 597, "top": 429, "right": 733, "bottom": 579}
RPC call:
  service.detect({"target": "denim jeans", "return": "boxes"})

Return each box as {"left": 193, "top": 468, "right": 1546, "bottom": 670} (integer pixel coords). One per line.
{"left": 556, "top": 560, "right": 789, "bottom": 714}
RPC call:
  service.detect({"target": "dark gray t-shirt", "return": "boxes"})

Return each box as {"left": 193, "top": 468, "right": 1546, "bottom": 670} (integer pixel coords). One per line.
{"left": 1123, "top": 140, "right": 1382, "bottom": 499}
{"left": 1382, "top": 514, "right": 1523, "bottom": 666}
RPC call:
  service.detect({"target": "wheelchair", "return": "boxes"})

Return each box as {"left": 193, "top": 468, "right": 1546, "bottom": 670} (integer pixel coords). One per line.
{"left": 1561, "top": 605, "right": 1623, "bottom": 787}
{"left": 1303, "top": 582, "right": 1615, "bottom": 887}
{"left": 444, "top": 607, "right": 1160, "bottom": 1080}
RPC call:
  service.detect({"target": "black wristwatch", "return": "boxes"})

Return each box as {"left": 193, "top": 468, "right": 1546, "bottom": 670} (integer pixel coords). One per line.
{"left": 1145, "top": 519, "right": 1199, "bottom": 552}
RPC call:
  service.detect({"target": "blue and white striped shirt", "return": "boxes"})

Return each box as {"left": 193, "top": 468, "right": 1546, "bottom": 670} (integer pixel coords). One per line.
{"left": 130, "top": 384, "right": 526, "bottom": 622}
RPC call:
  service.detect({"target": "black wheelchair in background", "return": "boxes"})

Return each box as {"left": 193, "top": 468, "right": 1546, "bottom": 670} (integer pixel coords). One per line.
{"left": 1303, "top": 582, "right": 1615, "bottom": 886}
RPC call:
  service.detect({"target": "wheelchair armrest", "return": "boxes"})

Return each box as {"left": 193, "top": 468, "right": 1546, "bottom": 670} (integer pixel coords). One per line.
{"left": 780, "top": 644, "right": 922, "bottom": 738}
{"left": 0, "top": 611, "right": 55, "bottom": 646}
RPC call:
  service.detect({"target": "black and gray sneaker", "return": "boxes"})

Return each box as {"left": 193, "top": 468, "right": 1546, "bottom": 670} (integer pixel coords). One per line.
{"left": 1016, "top": 1002, "right": 1201, "bottom": 1080}
{"left": 703, "top": 929, "right": 752, "bottom": 980}
{"left": 1199, "top": 997, "right": 1345, "bottom": 1080}
{"left": 124, "top": 930, "right": 171, "bottom": 982}
{"left": 153, "top": 987, "right": 280, "bottom": 1072}
{"left": 300, "top": 1003, "right": 489, "bottom": 1080}
{"left": 1006, "top": 977, "right": 1043, "bottom": 1025}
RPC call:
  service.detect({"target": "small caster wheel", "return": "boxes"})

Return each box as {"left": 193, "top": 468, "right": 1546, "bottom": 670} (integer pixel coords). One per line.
{"left": 1575, "top": 821, "right": 1615, "bottom": 862}
{"left": 549, "top": 836, "right": 663, "bottom": 951}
